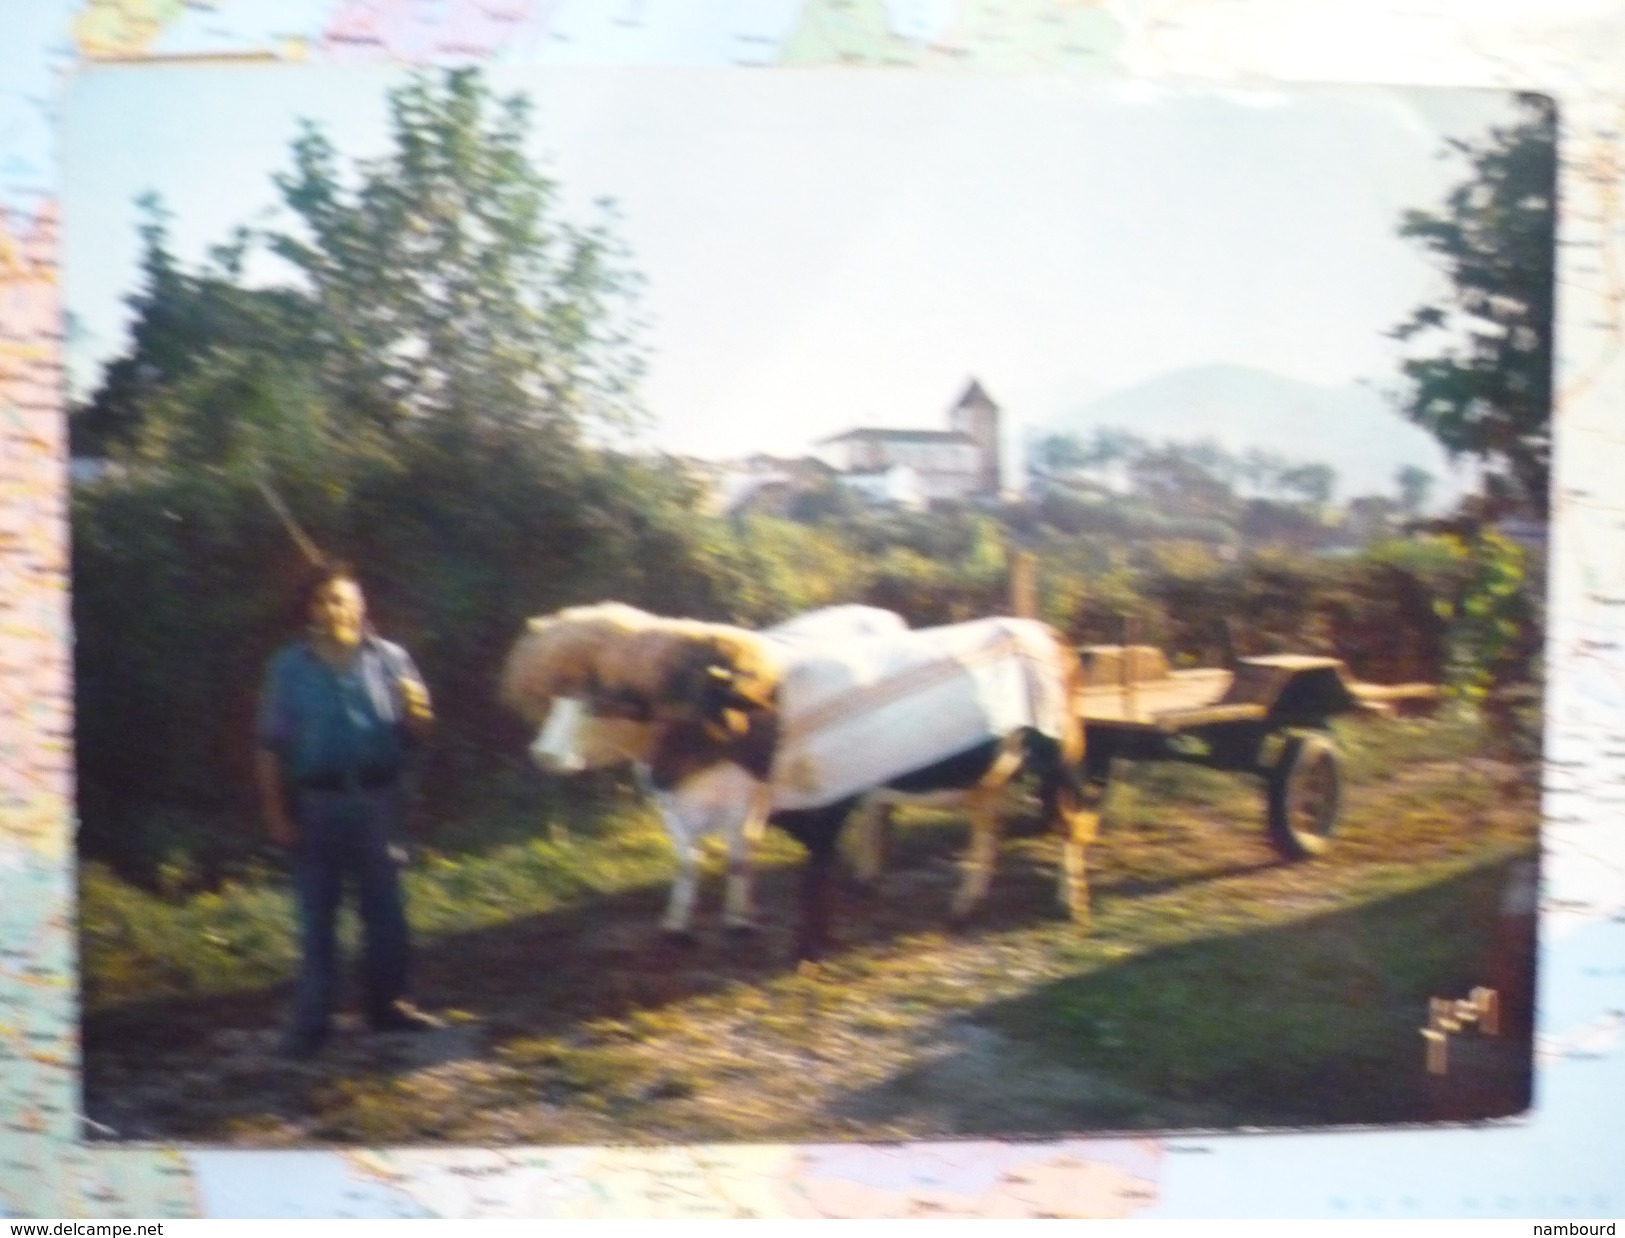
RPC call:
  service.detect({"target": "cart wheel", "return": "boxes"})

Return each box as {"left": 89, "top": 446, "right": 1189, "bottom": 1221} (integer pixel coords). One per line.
{"left": 1266, "top": 731, "right": 1341, "bottom": 860}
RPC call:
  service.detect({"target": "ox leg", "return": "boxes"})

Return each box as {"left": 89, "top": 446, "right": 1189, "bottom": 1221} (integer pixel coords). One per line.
{"left": 722, "top": 792, "right": 769, "bottom": 933}
{"left": 660, "top": 831, "right": 703, "bottom": 941}
{"left": 1057, "top": 786, "right": 1103, "bottom": 924}
{"left": 798, "top": 848, "right": 836, "bottom": 962}
{"left": 775, "top": 803, "right": 850, "bottom": 963}
{"left": 848, "top": 799, "right": 889, "bottom": 889}
{"left": 950, "top": 791, "right": 1003, "bottom": 922}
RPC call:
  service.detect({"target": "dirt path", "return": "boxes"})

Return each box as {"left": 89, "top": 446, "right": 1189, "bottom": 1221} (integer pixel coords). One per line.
{"left": 83, "top": 733, "right": 1540, "bottom": 1146}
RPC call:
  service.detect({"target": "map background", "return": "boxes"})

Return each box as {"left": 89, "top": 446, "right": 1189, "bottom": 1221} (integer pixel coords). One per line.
{"left": 2, "top": 0, "right": 1623, "bottom": 1219}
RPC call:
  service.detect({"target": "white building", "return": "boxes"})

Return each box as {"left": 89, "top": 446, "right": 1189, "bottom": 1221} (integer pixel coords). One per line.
{"left": 817, "top": 379, "right": 1005, "bottom": 503}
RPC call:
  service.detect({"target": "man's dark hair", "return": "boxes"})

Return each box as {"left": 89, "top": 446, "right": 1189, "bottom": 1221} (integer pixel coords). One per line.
{"left": 293, "top": 559, "right": 361, "bottom": 628}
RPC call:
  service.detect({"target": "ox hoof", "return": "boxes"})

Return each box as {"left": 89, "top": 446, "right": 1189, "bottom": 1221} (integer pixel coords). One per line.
{"left": 793, "top": 937, "right": 829, "bottom": 963}
{"left": 722, "top": 919, "right": 762, "bottom": 937}
{"left": 1055, "top": 896, "right": 1092, "bottom": 925}
{"left": 658, "top": 928, "right": 700, "bottom": 948}
{"left": 846, "top": 878, "right": 882, "bottom": 903}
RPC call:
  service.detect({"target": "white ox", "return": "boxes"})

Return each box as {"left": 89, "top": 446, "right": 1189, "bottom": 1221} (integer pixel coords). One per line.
{"left": 506, "top": 605, "right": 1097, "bottom": 957}
{"left": 521, "top": 605, "right": 911, "bottom": 938}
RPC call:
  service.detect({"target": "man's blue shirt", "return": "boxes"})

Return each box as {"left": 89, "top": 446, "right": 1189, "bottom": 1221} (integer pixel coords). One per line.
{"left": 257, "top": 638, "right": 426, "bottom": 783}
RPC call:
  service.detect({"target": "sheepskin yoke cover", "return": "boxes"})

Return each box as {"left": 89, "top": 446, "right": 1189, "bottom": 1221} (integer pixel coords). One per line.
{"left": 769, "top": 617, "right": 1072, "bottom": 811}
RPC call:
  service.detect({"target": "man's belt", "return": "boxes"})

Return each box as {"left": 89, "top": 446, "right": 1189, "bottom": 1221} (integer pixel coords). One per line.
{"left": 297, "top": 768, "right": 400, "bottom": 792}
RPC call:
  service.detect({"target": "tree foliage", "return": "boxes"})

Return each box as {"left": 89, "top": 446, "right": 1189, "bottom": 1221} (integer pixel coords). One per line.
{"left": 1026, "top": 428, "right": 1344, "bottom": 550}
{"left": 268, "top": 68, "right": 645, "bottom": 444}
{"left": 70, "top": 71, "right": 682, "bottom": 879}
{"left": 1390, "top": 93, "right": 1557, "bottom": 512}
{"left": 68, "top": 70, "right": 1548, "bottom": 888}
{"left": 71, "top": 195, "right": 318, "bottom": 459}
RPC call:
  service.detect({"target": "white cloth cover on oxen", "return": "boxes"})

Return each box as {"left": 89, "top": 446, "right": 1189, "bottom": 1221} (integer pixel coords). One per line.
{"left": 763, "top": 604, "right": 908, "bottom": 650}
{"left": 767, "top": 617, "right": 1070, "bottom": 811}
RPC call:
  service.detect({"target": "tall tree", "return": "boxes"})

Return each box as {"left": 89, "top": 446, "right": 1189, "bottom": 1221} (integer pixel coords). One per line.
{"left": 1390, "top": 93, "right": 1557, "bottom": 513}
{"left": 1396, "top": 464, "right": 1436, "bottom": 517}
{"left": 71, "top": 195, "right": 317, "bottom": 458}
{"left": 1280, "top": 462, "right": 1337, "bottom": 508}
{"left": 68, "top": 69, "right": 687, "bottom": 863}
{"left": 269, "top": 68, "right": 646, "bottom": 445}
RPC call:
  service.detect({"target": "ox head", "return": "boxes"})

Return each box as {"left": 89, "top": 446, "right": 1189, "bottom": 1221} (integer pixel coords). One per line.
{"left": 500, "top": 605, "right": 663, "bottom": 775}
{"left": 660, "top": 634, "right": 779, "bottom": 744}
{"left": 527, "top": 696, "right": 654, "bottom": 774}
{"left": 500, "top": 605, "right": 780, "bottom": 773}
{"left": 499, "top": 604, "right": 659, "bottom": 723}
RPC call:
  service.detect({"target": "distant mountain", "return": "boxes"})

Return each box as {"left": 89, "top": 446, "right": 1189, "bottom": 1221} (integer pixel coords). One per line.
{"left": 1040, "top": 364, "right": 1460, "bottom": 502}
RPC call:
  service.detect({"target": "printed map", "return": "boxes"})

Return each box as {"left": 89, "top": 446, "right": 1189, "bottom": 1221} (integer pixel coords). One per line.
{"left": 3, "top": 0, "right": 1624, "bottom": 1219}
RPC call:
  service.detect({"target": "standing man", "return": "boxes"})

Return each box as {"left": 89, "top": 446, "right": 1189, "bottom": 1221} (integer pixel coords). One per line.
{"left": 257, "top": 561, "right": 438, "bottom": 1058}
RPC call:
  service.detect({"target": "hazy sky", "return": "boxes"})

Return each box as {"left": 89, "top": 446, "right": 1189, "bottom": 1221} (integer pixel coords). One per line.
{"left": 62, "top": 64, "right": 1518, "bottom": 460}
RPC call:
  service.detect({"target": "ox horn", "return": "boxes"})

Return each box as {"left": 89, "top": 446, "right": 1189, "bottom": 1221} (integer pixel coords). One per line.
{"left": 695, "top": 664, "right": 757, "bottom": 740}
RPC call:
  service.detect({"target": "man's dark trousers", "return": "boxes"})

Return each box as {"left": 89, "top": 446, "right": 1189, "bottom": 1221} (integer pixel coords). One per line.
{"left": 291, "top": 784, "right": 411, "bottom": 1039}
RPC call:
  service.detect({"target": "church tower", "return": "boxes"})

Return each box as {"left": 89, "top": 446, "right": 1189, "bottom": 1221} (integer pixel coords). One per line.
{"left": 948, "top": 378, "right": 1002, "bottom": 498}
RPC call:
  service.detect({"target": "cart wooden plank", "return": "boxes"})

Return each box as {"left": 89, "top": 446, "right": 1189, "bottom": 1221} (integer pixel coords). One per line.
{"left": 1075, "top": 667, "right": 1233, "bottom": 729}
{"left": 1071, "top": 645, "right": 1437, "bottom": 732}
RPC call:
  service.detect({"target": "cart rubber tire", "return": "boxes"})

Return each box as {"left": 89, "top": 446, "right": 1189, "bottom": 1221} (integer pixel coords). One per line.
{"left": 1266, "top": 731, "right": 1341, "bottom": 860}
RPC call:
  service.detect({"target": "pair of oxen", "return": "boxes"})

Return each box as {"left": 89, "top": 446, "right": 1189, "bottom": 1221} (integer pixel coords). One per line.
{"left": 500, "top": 602, "right": 1100, "bottom": 959}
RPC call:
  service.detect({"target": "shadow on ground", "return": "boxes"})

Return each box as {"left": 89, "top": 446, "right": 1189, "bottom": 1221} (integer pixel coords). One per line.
{"left": 82, "top": 813, "right": 1535, "bottom": 1144}
{"left": 833, "top": 858, "right": 1537, "bottom": 1137}
{"left": 84, "top": 821, "right": 1111, "bottom": 1141}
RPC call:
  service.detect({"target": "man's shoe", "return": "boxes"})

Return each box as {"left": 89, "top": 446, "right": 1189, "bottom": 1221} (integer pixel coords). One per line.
{"left": 280, "top": 1026, "right": 329, "bottom": 1059}
{"left": 369, "top": 1001, "right": 441, "bottom": 1033}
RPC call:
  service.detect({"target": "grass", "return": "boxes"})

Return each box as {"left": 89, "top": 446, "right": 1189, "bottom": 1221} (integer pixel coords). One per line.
{"left": 976, "top": 860, "right": 1524, "bottom": 1126}
{"left": 81, "top": 708, "right": 1541, "bottom": 1142}
{"left": 79, "top": 800, "right": 801, "bottom": 1013}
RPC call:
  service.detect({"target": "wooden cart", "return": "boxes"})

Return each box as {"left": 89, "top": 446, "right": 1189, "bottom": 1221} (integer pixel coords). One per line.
{"left": 1073, "top": 645, "right": 1437, "bottom": 860}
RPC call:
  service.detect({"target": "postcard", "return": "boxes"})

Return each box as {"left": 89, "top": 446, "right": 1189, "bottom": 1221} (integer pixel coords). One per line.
{"left": 63, "top": 64, "right": 1549, "bottom": 1145}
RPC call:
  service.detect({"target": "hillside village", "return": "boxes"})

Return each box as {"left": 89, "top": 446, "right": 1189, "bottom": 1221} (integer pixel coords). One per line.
{"left": 684, "top": 375, "right": 1403, "bottom": 527}
{"left": 693, "top": 379, "right": 1010, "bottom": 517}
{"left": 678, "top": 375, "right": 1542, "bottom": 558}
